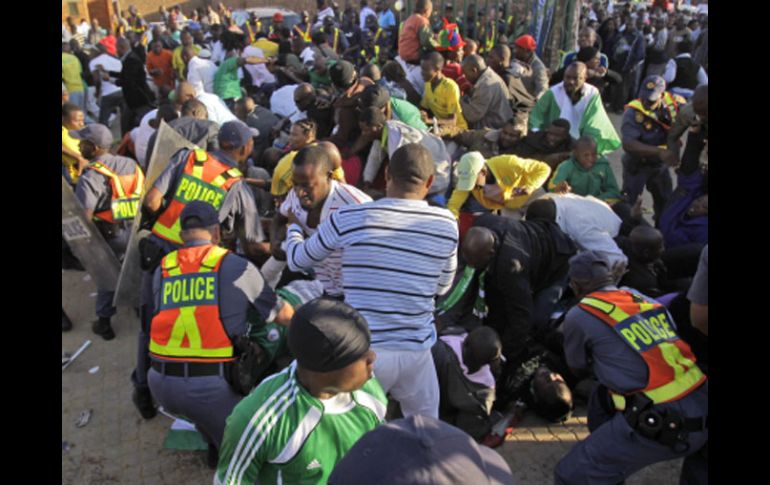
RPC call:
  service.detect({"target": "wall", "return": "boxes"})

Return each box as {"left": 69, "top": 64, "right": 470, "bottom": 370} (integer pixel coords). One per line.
{"left": 62, "top": 0, "right": 91, "bottom": 24}
{"left": 87, "top": 0, "right": 116, "bottom": 30}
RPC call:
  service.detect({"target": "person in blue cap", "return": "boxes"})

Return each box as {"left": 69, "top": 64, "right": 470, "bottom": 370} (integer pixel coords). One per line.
{"left": 131, "top": 119, "right": 269, "bottom": 420}
{"left": 147, "top": 200, "right": 294, "bottom": 467}
{"left": 620, "top": 75, "right": 686, "bottom": 222}
{"left": 554, "top": 250, "right": 708, "bottom": 484}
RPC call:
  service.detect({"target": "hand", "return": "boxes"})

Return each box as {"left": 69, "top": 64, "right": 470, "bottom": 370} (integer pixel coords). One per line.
{"left": 76, "top": 156, "right": 90, "bottom": 175}
{"left": 552, "top": 181, "right": 571, "bottom": 194}
{"left": 659, "top": 148, "right": 680, "bottom": 167}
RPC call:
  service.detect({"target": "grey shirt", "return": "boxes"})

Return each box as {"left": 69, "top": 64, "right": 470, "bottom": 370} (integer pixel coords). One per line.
{"left": 76, "top": 153, "right": 141, "bottom": 215}
{"left": 151, "top": 239, "right": 279, "bottom": 339}
{"left": 513, "top": 53, "right": 549, "bottom": 100}
{"left": 460, "top": 67, "right": 514, "bottom": 130}
{"left": 687, "top": 245, "right": 708, "bottom": 305}
{"left": 149, "top": 148, "right": 265, "bottom": 254}
{"left": 621, "top": 107, "right": 668, "bottom": 164}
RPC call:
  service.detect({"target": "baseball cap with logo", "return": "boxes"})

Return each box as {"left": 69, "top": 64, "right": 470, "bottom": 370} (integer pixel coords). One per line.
{"left": 639, "top": 75, "right": 666, "bottom": 102}
{"left": 455, "top": 151, "right": 487, "bottom": 192}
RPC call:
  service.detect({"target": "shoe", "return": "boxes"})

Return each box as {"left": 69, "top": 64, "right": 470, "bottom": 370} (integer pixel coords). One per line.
{"left": 132, "top": 387, "right": 157, "bottom": 420}
{"left": 92, "top": 317, "right": 115, "bottom": 340}
{"left": 62, "top": 310, "right": 73, "bottom": 332}
{"left": 207, "top": 444, "right": 219, "bottom": 469}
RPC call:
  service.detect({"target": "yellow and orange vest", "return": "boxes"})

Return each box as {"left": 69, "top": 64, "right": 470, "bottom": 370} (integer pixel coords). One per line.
{"left": 579, "top": 290, "right": 706, "bottom": 410}
{"left": 149, "top": 244, "right": 235, "bottom": 362}
{"left": 87, "top": 161, "right": 145, "bottom": 224}
{"left": 151, "top": 148, "right": 242, "bottom": 245}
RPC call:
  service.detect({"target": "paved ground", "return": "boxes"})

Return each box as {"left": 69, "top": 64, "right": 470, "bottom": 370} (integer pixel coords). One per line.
{"left": 63, "top": 114, "right": 683, "bottom": 484}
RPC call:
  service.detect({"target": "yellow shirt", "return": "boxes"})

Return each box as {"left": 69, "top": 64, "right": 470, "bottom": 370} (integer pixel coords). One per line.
{"left": 447, "top": 155, "right": 551, "bottom": 218}
{"left": 421, "top": 76, "right": 468, "bottom": 130}
{"left": 252, "top": 38, "right": 279, "bottom": 58}
{"left": 172, "top": 44, "right": 201, "bottom": 80}
{"left": 62, "top": 53, "right": 84, "bottom": 93}
{"left": 270, "top": 150, "right": 346, "bottom": 197}
{"left": 62, "top": 126, "right": 82, "bottom": 183}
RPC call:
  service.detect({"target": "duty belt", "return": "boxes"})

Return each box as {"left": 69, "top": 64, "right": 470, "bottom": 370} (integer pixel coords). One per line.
{"left": 151, "top": 360, "right": 229, "bottom": 377}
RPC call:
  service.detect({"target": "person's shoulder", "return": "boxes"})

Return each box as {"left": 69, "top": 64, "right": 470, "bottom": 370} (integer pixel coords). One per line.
{"left": 229, "top": 365, "right": 297, "bottom": 428}
{"left": 334, "top": 182, "right": 373, "bottom": 205}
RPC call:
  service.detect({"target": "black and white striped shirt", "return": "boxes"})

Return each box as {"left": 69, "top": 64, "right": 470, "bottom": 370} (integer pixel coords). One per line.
{"left": 284, "top": 198, "right": 459, "bottom": 351}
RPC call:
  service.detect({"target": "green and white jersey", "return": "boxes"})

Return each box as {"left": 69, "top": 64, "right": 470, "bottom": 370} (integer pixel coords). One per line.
{"left": 215, "top": 360, "right": 387, "bottom": 485}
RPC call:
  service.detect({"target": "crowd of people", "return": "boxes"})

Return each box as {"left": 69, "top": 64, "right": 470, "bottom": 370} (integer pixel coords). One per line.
{"left": 62, "top": 0, "right": 708, "bottom": 483}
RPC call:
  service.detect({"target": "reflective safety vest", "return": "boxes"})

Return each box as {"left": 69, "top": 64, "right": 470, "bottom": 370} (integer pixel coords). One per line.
{"left": 323, "top": 27, "right": 340, "bottom": 52}
{"left": 374, "top": 28, "right": 384, "bottom": 44}
{"left": 149, "top": 244, "right": 235, "bottom": 362}
{"left": 293, "top": 23, "right": 312, "bottom": 42}
{"left": 360, "top": 45, "right": 380, "bottom": 64}
{"left": 625, "top": 91, "right": 682, "bottom": 131}
{"left": 151, "top": 148, "right": 243, "bottom": 245}
{"left": 87, "top": 161, "right": 145, "bottom": 223}
{"left": 578, "top": 290, "right": 706, "bottom": 410}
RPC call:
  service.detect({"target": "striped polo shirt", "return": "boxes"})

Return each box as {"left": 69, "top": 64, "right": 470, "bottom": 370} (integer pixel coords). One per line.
{"left": 283, "top": 198, "right": 459, "bottom": 351}
{"left": 215, "top": 361, "right": 386, "bottom": 485}
{"left": 279, "top": 181, "right": 371, "bottom": 297}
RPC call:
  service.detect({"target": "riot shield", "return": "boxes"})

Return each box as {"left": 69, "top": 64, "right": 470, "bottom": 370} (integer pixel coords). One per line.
{"left": 62, "top": 177, "right": 122, "bottom": 291}
{"left": 112, "top": 120, "right": 196, "bottom": 307}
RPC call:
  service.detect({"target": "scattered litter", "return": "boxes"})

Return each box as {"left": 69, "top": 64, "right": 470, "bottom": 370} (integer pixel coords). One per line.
{"left": 158, "top": 406, "right": 178, "bottom": 420}
{"left": 75, "top": 409, "right": 92, "bottom": 428}
{"left": 83, "top": 274, "right": 92, "bottom": 281}
{"left": 62, "top": 441, "right": 73, "bottom": 453}
{"left": 62, "top": 340, "right": 92, "bottom": 371}
{"left": 62, "top": 352, "right": 72, "bottom": 367}
{"left": 88, "top": 366, "right": 100, "bottom": 374}
{"left": 89, "top": 292, "right": 97, "bottom": 298}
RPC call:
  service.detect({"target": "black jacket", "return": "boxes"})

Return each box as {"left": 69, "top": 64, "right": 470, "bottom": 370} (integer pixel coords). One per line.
{"left": 117, "top": 51, "right": 156, "bottom": 110}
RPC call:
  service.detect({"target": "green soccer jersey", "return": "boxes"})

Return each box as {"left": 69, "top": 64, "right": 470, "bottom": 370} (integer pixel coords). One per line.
{"left": 215, "top": 361, "right": 387, "bottom": 485}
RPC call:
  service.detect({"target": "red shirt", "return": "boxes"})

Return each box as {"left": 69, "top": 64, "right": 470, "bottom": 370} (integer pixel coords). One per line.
{"left": 442, "top": 62, "right": 472, "bottom": 94}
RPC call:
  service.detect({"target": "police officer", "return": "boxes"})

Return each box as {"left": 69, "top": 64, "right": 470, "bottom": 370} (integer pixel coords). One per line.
{"left": 554, "top": 251, "right": 708, "bottom": 484}
{"left": 73, "top": 123, "right": 144, "bottom": 340}
{"left": 147, "top": 201, "right": 294, "bottom": 466}
{"left": 131, "top": 120, "right": 268, "bottom": 420}
{"left": 621, "top": 75, "right": 685, "bottom": 222}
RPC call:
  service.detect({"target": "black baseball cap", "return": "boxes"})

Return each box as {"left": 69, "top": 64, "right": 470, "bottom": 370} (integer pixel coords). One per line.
{"left": 567, "top": 251, "right": 612, "bottom": 281}
{"left": 359, "top": 83, "right": 391, "bottom": 110}
{"left": 180, "top": 200, "right": 220, "bottom": 230}
{"left": 329, "top": 60, "right": 357, "bottom": 89}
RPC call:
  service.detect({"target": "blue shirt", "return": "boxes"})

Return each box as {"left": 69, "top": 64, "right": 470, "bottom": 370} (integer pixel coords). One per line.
{"left": 378, "top": 10, "right": 396, "bottom": 29}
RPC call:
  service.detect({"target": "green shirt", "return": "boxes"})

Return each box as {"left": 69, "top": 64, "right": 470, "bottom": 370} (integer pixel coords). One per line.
{"left": 216, "top": 361, "right": 387, "bottom": 485}
{"left": 549, "top": 156, "right": 622, "bottom": 203}
{"left": 62, "top": 53, "right": 84, "bottom": 93}
{"left": 309, "top": 60, "right": 337, "bottom": 89}
{"left": 214, "top": 56, "right": 242, "bottom": 100}
{"left": 391, "top": 98, "right": 429, "bottom": 131}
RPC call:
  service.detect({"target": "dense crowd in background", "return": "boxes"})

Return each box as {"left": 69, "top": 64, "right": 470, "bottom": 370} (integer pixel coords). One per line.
{"left": 62, "top": 0, "right": 709, "bottom": 483}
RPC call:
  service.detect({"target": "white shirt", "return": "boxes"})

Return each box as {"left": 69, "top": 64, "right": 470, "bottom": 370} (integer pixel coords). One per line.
{"left": 315, "top": 7, "right": 336, "bottom": 27}
{"left": 187, "top": 56, "right": 218, "bottom": 95}
{"left": 89, "top": 54, "right": 123, "bottom": 97}
{"left": 300, "top": 46, "right": 316, "bottom": 65}
{"left": 663, "top": 53, "right": 708, "bottom": 86}
{"left": 210, "top": 40, "right": 225, "bottom": 65}
{"left": 360, "top": 6, "right": 376, "bottom": 30}
{"left": 77, "top": 22, "right": 91, "bottom": 38}
{"left": 196, "top": 92, "right": 237, "bottom": 125}
{"left": 545, "top": 193, "right": 627, "bottom": 269}
{"left": 280, "top": 181, "right": 372, "bottom": 296}
{"left": 269, "top": 84, "right": 306, "bottom": 123}
{"left": 241, "top": 46, "right": 276, "bottom": 87}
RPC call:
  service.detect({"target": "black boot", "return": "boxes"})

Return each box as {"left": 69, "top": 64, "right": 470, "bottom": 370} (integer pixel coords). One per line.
{"left": 62, "top": 309, "right": 73, "bottom": 332}
{"left": 132, "top": 387, "right": 157, "bottom": 420}
{"left": 207, "top": 444, "right": 219, "bottom": 469}
{"left": 92, "top": 317, "right": 115, "bottom": 340}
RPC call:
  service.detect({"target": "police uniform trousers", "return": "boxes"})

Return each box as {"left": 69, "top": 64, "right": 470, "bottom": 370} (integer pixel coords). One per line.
{"left": 621, "top": 154, "right": 673, "bottom": 222}
{"left": 131, "top": 268, "right": 155, "bottom": 390}
{"left": 96, "top": 226, "right": 130, "bottom": 319}
{"left": 148, "top": 366, "right": 242, "bottom": 448}
{"left": 554, "top": 381, "right": 708, "bottom": 485}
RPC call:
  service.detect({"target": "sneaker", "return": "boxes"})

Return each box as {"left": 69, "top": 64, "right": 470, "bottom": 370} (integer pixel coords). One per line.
{"left": 132, "top": 387, "right": 157, "bottom": 420}
{"left": 92, "top": 317, "right": 115, "bottom": 341}
{"left": 62, "top": 310, "right": 73, "bottom": 332}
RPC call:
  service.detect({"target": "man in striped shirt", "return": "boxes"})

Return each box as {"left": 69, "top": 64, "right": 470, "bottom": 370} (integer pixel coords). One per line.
{"left": 284, "top": 143, "right": 459, "bottom": 418}
{"left": 278, "top": 144, "right": 371, "bottom": 297}
{"left": 215, "top": 299, "right": 386, "bottom": 485}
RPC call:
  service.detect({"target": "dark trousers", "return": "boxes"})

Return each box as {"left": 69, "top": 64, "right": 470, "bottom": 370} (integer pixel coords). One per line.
{"left": 98, "top": 91, "right": 124, "bottom": 126}
{"left": 621, "top": 155, "right": 673, "bottom": 223}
